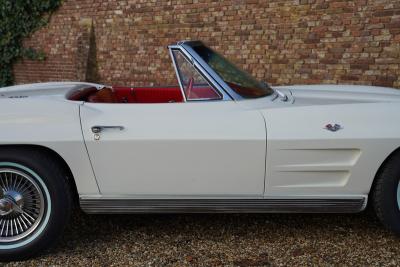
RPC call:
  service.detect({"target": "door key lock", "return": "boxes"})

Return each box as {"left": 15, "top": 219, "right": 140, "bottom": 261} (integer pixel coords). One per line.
{"left": 91, "top": 126, "right": 124, "bottom": 141}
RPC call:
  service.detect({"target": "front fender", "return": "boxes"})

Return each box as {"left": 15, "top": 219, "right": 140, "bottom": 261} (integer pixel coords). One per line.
{"left": 0, "top": 98, "right": 99, "bottom": 195}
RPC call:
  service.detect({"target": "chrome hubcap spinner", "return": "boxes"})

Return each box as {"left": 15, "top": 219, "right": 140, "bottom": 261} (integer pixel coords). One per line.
{"left": 0, "top": 190, "right": 24, "bottom": 216}
{"left": 0, "top": 198, "right": 13, "bottom": 216}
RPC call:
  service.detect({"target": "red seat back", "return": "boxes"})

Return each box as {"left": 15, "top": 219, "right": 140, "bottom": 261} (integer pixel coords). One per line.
{"left": 68, "top": 86, "right": 185, "bottom": 103}
{"left": 68, "top": 87, "right": 98, "bottom": 101}
{"left": 87, "top": 88, "right": 118, "bottom": 103}
{"left": 113, "top": 86, "right": 184, "bottom": 103}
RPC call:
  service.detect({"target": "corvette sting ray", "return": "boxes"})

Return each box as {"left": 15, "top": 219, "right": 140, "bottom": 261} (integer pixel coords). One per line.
{"left": 0, "top": 40, "right": 400, "bottom": 260}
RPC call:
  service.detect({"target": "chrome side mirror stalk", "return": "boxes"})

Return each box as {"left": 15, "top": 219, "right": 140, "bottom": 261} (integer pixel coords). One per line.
{"left": 275, "top": 89, "right": 288, "bottom": 102}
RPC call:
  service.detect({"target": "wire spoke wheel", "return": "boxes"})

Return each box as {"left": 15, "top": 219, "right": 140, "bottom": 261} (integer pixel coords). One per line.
{"left": 0, "top": 168, "right": 45, "bottom": 243}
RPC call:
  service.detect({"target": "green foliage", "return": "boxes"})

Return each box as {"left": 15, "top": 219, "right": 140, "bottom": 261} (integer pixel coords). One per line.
{"left": 0, "top": 0, "right": 62, "bottom": 87}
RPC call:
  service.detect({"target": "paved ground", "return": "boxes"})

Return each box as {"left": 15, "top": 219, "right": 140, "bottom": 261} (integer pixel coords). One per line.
{"left": 4, "top": 209, "right": 400, "bottom": 266}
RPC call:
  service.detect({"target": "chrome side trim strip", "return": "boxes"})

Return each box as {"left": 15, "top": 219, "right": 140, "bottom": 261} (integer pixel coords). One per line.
{"left": 80, "top": 198, "right": 366, "bottom": 214}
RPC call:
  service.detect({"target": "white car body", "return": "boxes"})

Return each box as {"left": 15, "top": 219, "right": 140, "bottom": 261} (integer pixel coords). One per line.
{"left": 1, "top": 41, "right": 400, "bottom": 214}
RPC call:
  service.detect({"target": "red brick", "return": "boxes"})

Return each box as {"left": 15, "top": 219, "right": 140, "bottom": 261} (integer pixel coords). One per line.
{"left": 12, "top": 0, "right": 400, "bottom": 89}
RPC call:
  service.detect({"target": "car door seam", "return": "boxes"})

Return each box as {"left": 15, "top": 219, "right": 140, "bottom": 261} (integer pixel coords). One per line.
{"left": 78, "top": 104, "right": 102, "bottom": 194}
{"left": 258, "top": 110, "right": 268, "bottom": 197}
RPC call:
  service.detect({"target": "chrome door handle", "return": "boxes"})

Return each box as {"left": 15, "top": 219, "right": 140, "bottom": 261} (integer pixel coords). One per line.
{"left": 91, "top": 126, "right": 124, "bottom": 134}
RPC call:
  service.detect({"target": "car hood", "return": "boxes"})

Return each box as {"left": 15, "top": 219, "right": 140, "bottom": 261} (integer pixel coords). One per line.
{"left": 274, "top": 84, "right": 400, "bottom": 106}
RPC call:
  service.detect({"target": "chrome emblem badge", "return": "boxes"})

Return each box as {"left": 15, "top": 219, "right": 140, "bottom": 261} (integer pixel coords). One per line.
{"left": 325, "top": 123, "right": 342, "bottom": 132}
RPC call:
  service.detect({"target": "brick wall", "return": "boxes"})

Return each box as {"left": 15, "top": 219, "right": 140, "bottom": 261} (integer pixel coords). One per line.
{"left": 13, "top": 0, "right": 400, "bottom": 88}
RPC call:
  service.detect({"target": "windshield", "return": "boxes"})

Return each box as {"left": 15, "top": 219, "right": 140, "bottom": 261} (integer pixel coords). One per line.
{"left": 188, "top": 43, "right": 274, "bottom": 99}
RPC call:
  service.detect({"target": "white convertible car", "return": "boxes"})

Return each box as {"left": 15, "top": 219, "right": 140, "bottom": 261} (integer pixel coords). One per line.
{"left": 0, "top": 40, "right": 400, "bottom": 260}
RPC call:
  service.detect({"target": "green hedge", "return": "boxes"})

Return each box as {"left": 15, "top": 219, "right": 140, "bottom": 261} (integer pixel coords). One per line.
{"left": 0, "top": 0, "right": 62, "bottom": 87}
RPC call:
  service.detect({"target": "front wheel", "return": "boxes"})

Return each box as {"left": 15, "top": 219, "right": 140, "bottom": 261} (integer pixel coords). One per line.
{"left": 0, "top": 148, "right": 72, "bottom": 261}
{"left": 372, "top": 151, "right": 400, "bottom": 235}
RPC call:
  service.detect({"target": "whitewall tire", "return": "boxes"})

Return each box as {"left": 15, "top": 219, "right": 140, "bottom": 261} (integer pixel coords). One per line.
{"left": 0, "top": 148, "right": 72, "bottom": 261}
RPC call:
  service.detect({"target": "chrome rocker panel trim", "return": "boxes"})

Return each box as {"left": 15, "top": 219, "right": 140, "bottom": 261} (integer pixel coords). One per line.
{"left": 80, "top": 197, "right": 367, "bottom": 214}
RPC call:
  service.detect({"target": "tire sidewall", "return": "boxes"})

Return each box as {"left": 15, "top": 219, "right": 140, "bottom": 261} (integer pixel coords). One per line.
{"left": 380, "top": 174, "right": 400, "bottom": 228}
{"left": 373, "top": 156, "right": 400, "bottom": 234}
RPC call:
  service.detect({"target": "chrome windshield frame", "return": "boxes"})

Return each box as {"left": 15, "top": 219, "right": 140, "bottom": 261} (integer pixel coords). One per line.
{"left": 176, "top": 40, "right": 277, "bottom": 102}
{"left": 168, "top": 47, "right": 188, "bottom": 102}
{"left": 168, "top": 44, "right": 232, "bottom": 102}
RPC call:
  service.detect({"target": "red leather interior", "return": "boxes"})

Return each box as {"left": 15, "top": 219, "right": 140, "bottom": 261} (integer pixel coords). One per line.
{"left": 68, "top": 85, "right": 219, "bottom": 103}
{"left": 113, "top": 86, "right": 184, "bottom": 103}
{"left": 68, "top": 87, "right": 98, "bottom": 101}
{"left": 87, "top": 88, "right": 119, "bottom": 103}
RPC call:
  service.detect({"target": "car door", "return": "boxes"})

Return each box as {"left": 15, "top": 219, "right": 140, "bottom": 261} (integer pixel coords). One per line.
{"left": 80, "top": 101, "right": 265, "bottom": 197}
{"left": 79, "top": 48, "right": 266, "bottom": 197}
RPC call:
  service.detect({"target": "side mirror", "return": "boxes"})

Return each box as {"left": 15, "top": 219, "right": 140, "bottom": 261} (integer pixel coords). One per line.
{"left": 261, "top": 81, "right": 271, "bottom": 89}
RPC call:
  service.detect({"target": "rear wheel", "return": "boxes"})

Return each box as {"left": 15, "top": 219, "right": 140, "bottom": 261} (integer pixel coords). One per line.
{"left": 372, "top": 151, "right": 400, "bottom": 235}
{"left": 0, "top": 148, "right": 72, "bottom": 261}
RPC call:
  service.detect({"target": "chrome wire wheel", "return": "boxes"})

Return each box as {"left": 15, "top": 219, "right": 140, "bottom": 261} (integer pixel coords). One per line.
{"left": 0, "top": 168, "right": 46, "bottom": 243}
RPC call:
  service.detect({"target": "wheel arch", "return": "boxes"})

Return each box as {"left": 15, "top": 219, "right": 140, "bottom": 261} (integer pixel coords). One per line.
{"left": 0, "top": 144, "right": 79, "bottom": 205}
{"left": 370, "top": 146, "right": 400, "bottom": 198}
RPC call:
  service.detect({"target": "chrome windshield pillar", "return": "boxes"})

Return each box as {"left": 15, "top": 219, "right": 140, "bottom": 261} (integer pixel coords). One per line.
{"left": 168, "top": 44, "right": 233, "bottom": 101}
